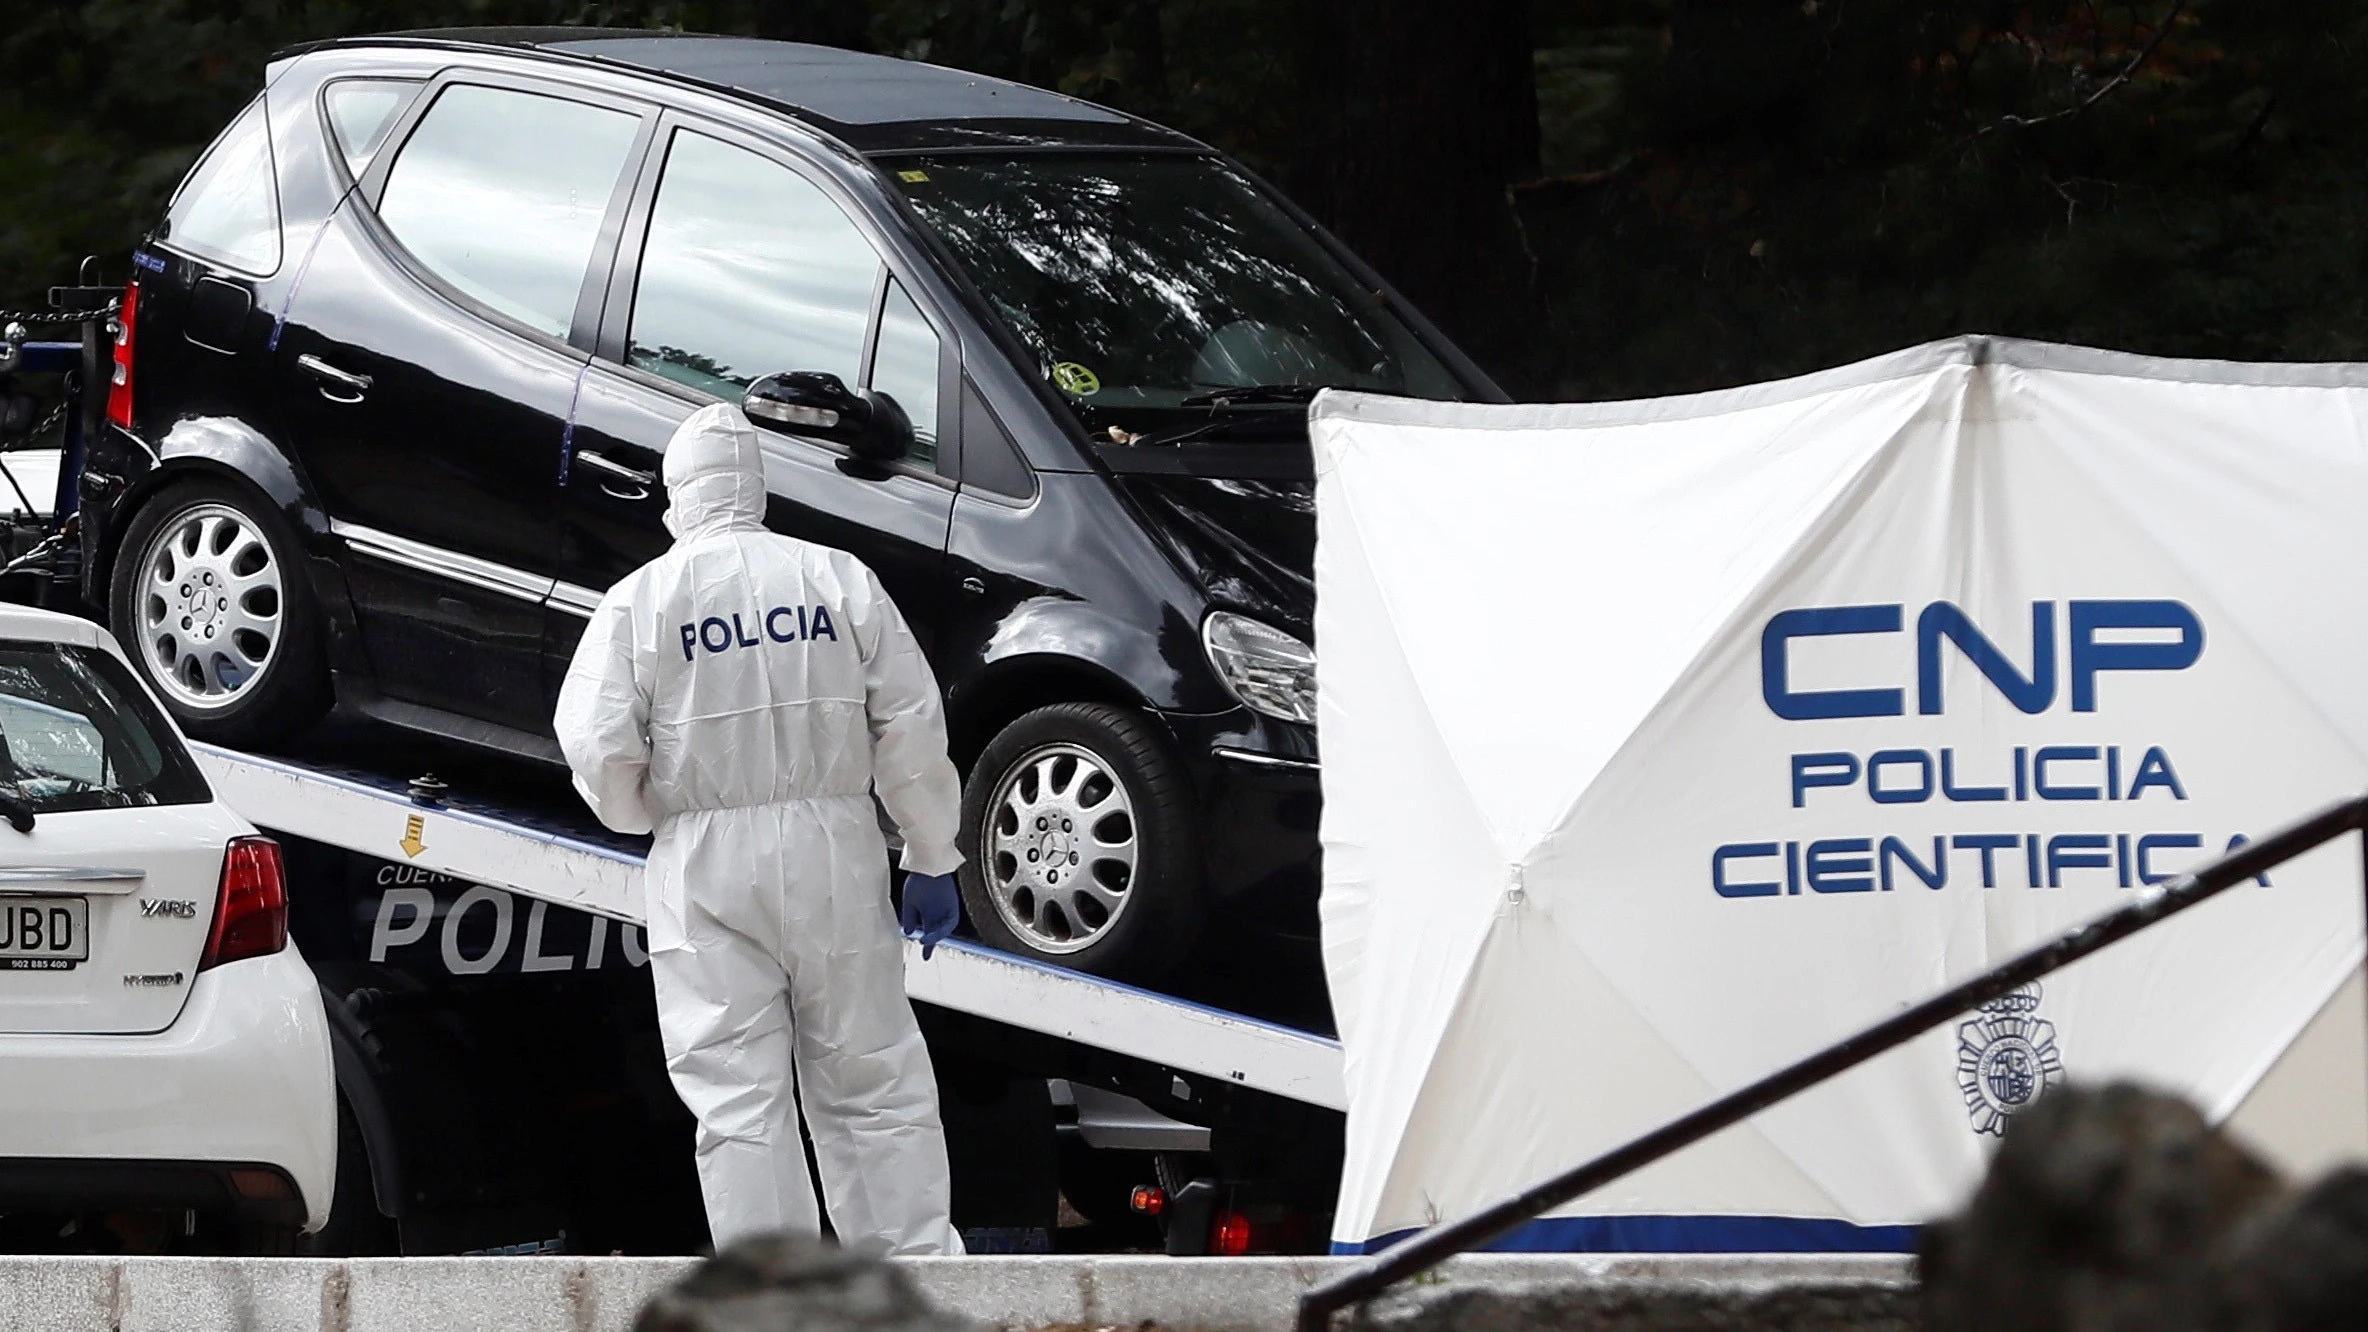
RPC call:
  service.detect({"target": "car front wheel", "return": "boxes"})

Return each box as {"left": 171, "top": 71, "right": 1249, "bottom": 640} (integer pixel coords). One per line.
{"left": 959, "top": 702, "right": 1204, "bottom": 980}
{"left": 109, "top": 479, "right": 329, "bottom": 747}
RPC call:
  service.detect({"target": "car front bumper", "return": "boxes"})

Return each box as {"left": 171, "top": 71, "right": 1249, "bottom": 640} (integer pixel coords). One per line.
{"left": 1164, "top": 708, "right": 1323, "bottom": 924}
{"left": 0, "top": 945, "right": 336, "bottom": 1231}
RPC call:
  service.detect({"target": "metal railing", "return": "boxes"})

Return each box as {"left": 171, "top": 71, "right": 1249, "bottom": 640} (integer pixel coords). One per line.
{"left": 1296, "top": 793, "right": 2368, "bottom": 1331}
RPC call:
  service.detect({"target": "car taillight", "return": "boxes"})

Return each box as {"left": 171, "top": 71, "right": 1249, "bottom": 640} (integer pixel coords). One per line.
{"left": 104, "top": 281, "right": 137, "bottom": 430}
{"left": 200, "top": 835, "right": 286, "bottom": 970}
{"left": 1210, "top": 1208, "right": 1256, "bottom": 1257}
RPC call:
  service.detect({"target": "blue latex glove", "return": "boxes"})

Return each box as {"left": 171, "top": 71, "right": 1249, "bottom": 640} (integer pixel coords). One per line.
{"left": 899, "top": 871, "right": 961, "bottom": 960}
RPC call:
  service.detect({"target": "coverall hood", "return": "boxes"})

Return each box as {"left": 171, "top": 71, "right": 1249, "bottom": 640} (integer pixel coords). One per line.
{"left": 663, "top": 402, "right": 769, "bottom": 541}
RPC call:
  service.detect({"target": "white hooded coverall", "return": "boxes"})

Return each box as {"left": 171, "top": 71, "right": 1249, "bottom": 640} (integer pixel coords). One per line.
{"left": 555, "top": 402, "right": 965, "bottom": 1255}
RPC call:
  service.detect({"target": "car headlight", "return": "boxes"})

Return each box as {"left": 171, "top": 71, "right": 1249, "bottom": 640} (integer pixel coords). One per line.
{"left": 1202, "top": 612, "right": 1316, "bottom": 725}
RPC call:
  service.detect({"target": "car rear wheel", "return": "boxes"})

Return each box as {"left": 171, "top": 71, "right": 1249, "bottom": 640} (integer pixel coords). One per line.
{"left": 959, "top": 702, "right": 1204, "bottom": 980}
{"left": 109, "top": 479, "right": 329, "bottom": 747}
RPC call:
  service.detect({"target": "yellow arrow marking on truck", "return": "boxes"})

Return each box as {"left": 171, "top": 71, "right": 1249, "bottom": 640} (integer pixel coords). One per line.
{"left": 399, "top": 813, "right": 427, "bottom": 859}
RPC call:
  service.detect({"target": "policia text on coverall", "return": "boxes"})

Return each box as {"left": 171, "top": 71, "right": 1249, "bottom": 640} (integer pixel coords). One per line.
{"left": 555, "top": 402, "right": 966, "bottom": 1255}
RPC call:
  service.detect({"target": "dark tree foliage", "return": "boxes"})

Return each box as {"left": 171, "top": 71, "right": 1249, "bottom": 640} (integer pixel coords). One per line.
{"left": 1518, "top": 0, "right": 2368, "bottom": 396}
{"left": 1294, "top": 0, "right": 1542, "bottom": 367}
{"left": 3, "top": 1, "right": 2364, "bottom": 400}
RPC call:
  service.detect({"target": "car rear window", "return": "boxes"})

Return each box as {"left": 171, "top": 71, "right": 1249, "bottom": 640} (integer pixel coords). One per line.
{"left": 163, "top": 96, "right": 283, "bottom": 275}
{"left": 0, "top": 644, "right": 209, "bottom": 814}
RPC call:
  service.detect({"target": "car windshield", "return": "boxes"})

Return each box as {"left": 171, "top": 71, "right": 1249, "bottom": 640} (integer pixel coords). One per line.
{"left": 0, "top": 643, "right": 209, "bottom": 813}
{"left": 891, "top": 154, "right": 1465, "bottom": 438}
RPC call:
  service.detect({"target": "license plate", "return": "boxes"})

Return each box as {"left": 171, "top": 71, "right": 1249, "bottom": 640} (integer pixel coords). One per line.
{"left": 0, "top": 896, "right": 89, "bottom": 970}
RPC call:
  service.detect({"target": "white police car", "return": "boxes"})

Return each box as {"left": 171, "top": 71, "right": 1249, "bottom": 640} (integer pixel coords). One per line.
{"left": 0, "top": 604, "right": 332, "bottom": 1250}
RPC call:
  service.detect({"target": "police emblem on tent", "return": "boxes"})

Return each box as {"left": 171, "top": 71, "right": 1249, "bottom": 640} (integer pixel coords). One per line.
{"left": 1955, "top": 984, "right": 2064, "bottom": 1136}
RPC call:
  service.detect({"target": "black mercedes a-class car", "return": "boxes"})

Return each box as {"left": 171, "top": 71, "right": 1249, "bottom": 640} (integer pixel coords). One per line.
{"left": 84, "top": 29, "right": 1501, "bottom": 979}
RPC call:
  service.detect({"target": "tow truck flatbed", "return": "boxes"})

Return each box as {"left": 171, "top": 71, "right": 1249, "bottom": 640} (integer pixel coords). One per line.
{"left": 193, "top": 742, "right": 1347, "bottom": 1113}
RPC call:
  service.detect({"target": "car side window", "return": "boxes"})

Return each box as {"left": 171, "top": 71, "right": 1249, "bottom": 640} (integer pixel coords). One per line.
{"left": 869, "top": 279, "right": 941, "bottom": 468}
{"left": 627, "top": 130, "right": 880, "bottom": 400}
{"left": 163, "top": 96, "right": 283, "bottom": 275}
{"left": 376, "top": 84, "right": 641, "bottom": 338}
{"left": 323, "top": 79, "right": 419, "bottom": 180}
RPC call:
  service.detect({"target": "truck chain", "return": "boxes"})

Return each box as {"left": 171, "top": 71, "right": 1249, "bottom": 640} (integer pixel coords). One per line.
{"left": 4, "top": 400, "right": 69, "bottom": 450}
{"left": 0, "top": 306, "right": 114, "bottom": 326}
{"left": 0, "top": 304, "right": 101, "bottom": 574}
{"left": 0, "top": 522, "right": 74, "bottom": 579}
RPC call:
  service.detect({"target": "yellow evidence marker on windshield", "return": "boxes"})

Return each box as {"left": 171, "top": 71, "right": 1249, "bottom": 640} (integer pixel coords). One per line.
{"left": 1052, "top": 362, "right": 1102, "bottom": 397}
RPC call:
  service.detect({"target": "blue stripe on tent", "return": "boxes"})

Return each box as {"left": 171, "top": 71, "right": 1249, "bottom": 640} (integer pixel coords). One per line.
{"left": 1333, "top": 1215, "right": 1921, "bottom": 1255}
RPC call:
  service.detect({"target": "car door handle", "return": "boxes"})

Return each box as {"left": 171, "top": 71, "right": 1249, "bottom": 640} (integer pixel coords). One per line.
{"left": 575, "top": 449, "right": 656, "bottom": 501}
{"left": 297, "top": 354, "right": 371, "bottom": 404}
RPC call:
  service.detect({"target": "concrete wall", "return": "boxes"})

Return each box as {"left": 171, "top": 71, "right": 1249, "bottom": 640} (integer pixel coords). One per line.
{"left": 0, "top": 1252, "right": 1917, "bottom": 1332}
{"left": 1352, "top": 1268, "right": 1920, "bottom": 1332}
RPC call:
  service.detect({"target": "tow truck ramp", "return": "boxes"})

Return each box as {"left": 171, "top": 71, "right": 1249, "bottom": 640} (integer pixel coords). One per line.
{"left": 192, "top": 743, "right": 1346, "bottom": 1114}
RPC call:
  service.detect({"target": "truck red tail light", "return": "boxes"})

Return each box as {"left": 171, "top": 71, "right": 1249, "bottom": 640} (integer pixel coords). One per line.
{"left": 1210, "top": 1208, "right": 1256, "bottom": 1257}
{"left": 200, "top": 836, "right": 286, "bottom": 970}
{"left": 104, "top": 282, "right": 137, "bottom": 430}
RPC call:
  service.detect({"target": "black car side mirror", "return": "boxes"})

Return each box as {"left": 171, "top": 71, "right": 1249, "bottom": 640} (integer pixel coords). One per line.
{"left": 742, "top": 371, "right": 912, "bottom": 465}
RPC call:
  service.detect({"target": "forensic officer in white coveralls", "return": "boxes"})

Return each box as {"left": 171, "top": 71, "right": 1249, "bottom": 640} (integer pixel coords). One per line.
{"left": 554, "top": 401, "right": 966, "bottom": 1254}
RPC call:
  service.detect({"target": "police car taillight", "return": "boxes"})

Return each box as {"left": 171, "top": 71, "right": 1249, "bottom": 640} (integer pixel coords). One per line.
{"left": 104, "top": 282, "right": 137, "bottom": 430}
{"left": 200, "top": 835, "right": 286, "bottom": 970}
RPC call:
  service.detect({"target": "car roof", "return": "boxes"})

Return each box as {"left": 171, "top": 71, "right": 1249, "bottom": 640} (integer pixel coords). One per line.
{"left": 0, "top": 604, "right": 120, "bottom": 657}
{"left": 326, "top": 29, "right": 1202, "bottom": 154}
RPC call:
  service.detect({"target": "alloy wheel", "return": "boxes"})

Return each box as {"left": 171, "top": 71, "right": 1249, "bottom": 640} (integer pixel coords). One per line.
{"left": 985, "top": 742, "right": 1141, "bottom": 953}
{"left": 135, "top": 502, "right": 284, "bottom": 711}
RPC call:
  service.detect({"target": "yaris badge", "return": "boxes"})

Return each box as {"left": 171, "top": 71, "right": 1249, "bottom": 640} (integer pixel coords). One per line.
{"left": 1956, "top": 983, "right": 2064, "bottom": 1135}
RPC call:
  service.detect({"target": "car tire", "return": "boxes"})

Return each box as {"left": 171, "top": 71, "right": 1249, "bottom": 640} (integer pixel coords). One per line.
{"left": 109, "top": 478, "right": 329, "bottom": 747}
{"left": 959, "top": 702, "right": 1204, "bottom": 980}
